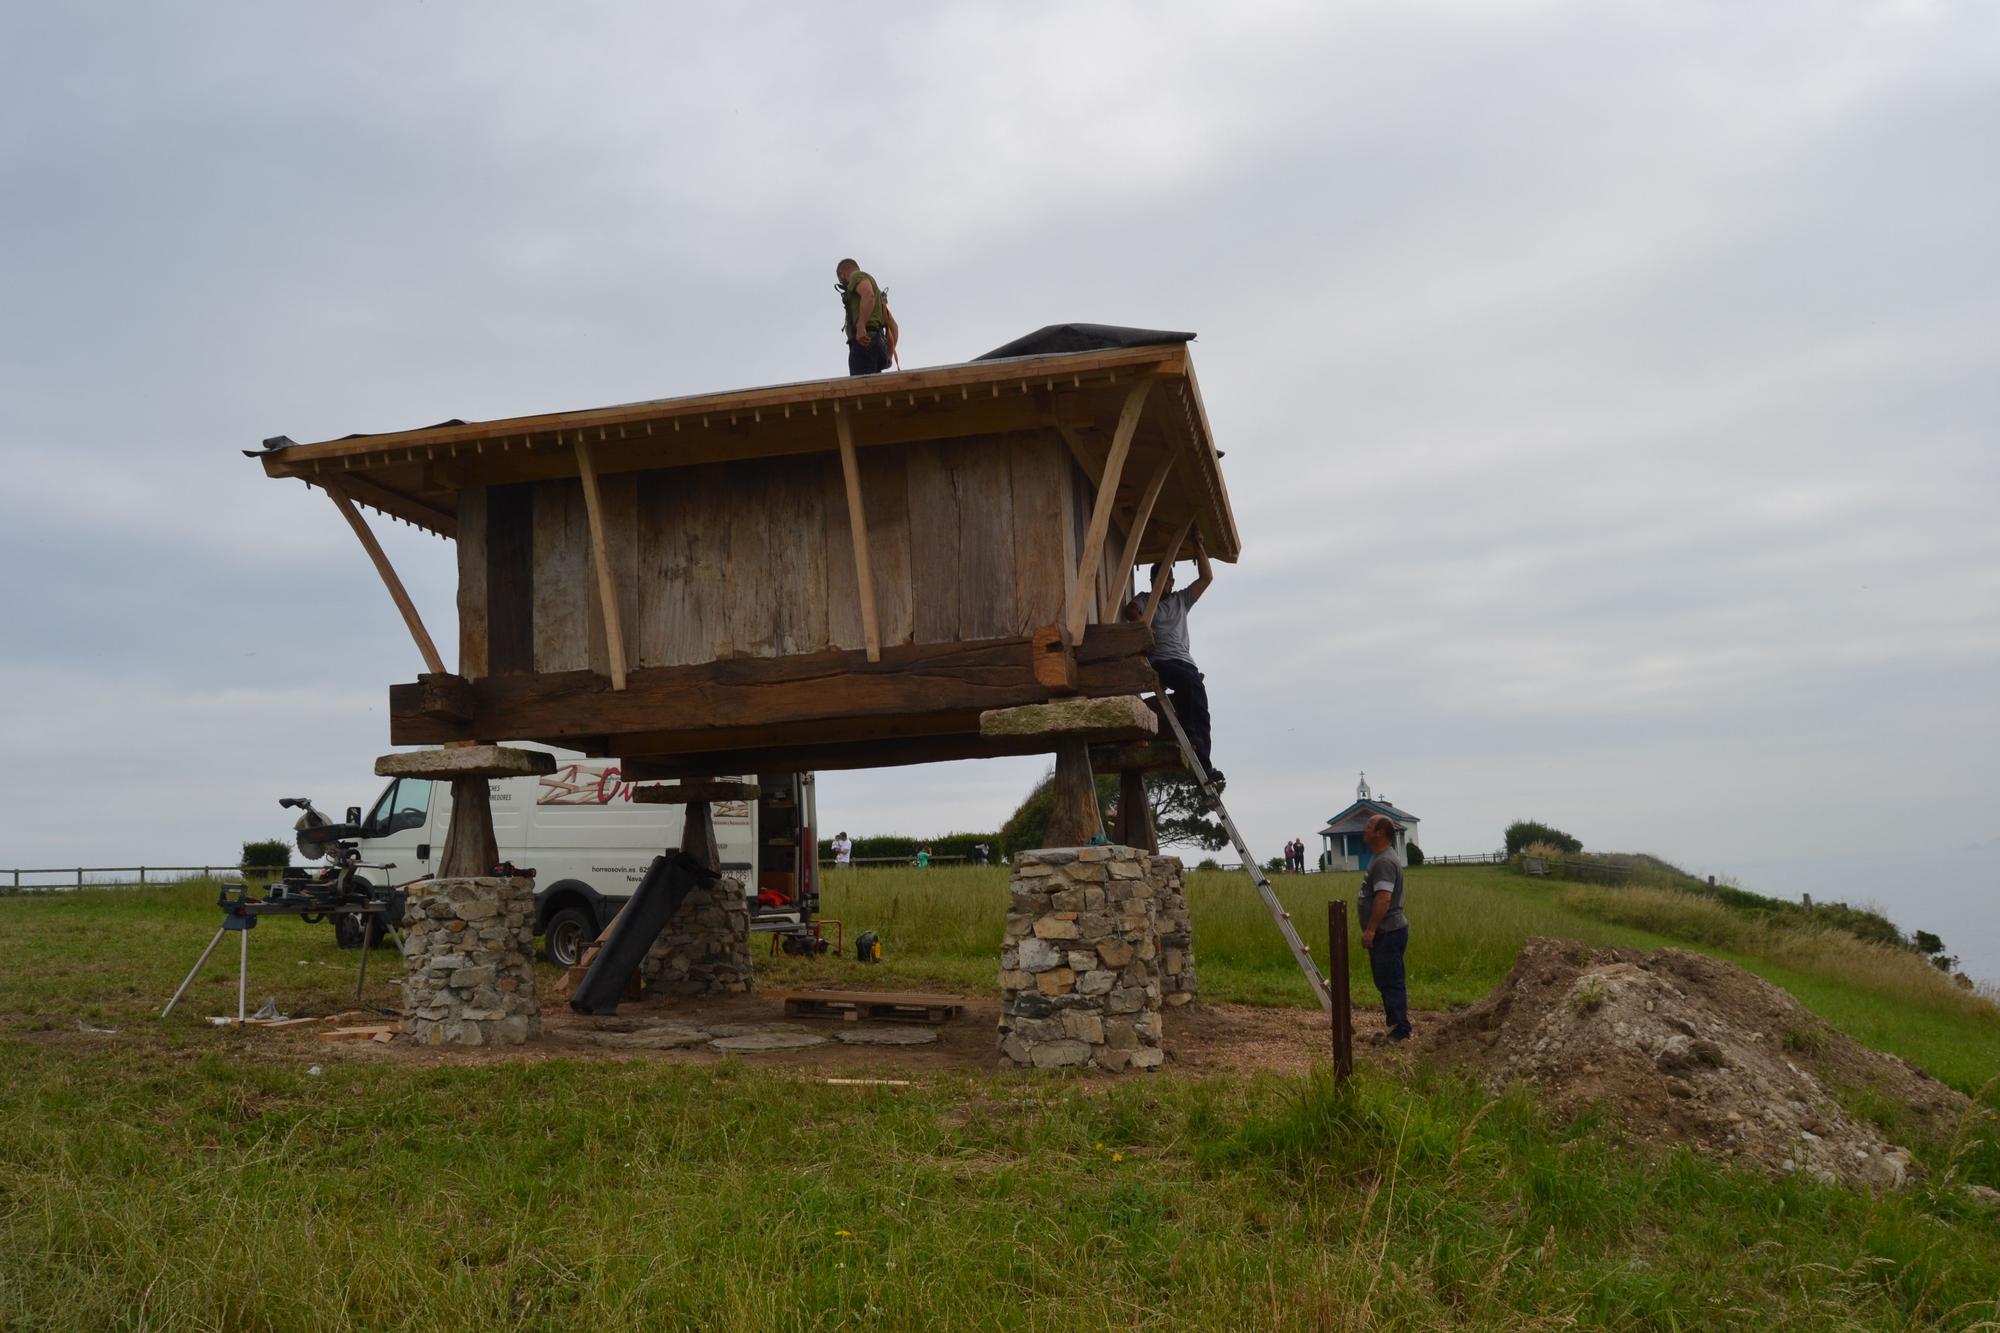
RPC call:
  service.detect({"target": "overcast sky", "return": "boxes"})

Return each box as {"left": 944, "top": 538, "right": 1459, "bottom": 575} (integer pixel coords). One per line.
{"left": 3, "top": 3, "right": 1994, "bottom": 953}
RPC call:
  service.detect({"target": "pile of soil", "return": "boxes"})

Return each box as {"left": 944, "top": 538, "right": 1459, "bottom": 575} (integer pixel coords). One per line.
{"left": 1427, "top": 937, "right": 1971, "bottom": 1188}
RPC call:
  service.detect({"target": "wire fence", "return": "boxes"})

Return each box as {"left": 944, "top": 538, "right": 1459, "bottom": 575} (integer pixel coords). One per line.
{"left": 0, "top": 865, "right": 283, "bottom": 893}
{"left": 10, "top": 849, "right": 1513, "bottom": 891}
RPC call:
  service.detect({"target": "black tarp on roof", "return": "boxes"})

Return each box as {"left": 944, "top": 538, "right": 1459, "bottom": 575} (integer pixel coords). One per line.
{"left": 977, "top": 324, "right": 1194, "bottom": 361}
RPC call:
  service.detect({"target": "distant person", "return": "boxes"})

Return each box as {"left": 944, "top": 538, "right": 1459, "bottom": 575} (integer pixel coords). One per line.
{"left": 971, "top": 841, "right": 991, "bottom": 866}
{"left": 914, "top": 845, "right": 932, "bottom": 870}
{"left": 833, "top": 831, "right": 852, "bottom": 868}
{"left": 836, "top": 258, "right": 898, "bottom": 376}
{"left": 1125, "top": 533, "right": 1220, "bottom": 784}
{"left": 1358, "top": 814, "right": 1412, "bottom": 1043}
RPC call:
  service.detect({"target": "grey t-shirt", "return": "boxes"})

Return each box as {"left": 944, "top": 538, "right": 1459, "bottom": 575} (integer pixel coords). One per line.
{"left": 1358, "top": 848, "right": 1407, "bottom": 933}
{"left": 1150, "top": 589, "right": 1194, "bottom": 664}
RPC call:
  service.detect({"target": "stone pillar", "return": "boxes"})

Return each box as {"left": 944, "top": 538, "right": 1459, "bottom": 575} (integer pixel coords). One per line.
{"left": 641, "top": 873, "right": 754, "bottom": 996}
{"left": 1000, "top": 846, "right": 1164, "bottom": 1072}
{"left": 401, "top": 876, "right": 541, "bottom": 1046}
{"left": 1148, "top": 854, "right": 1199, "bottom": 1006}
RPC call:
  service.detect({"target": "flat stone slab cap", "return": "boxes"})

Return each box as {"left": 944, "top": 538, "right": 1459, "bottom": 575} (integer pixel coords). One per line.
{"left": 980, "top": 694, "right": 1159, "bottom": 741}
{"left": 375, "top": 745, "right": 557, "bottom": 780}
{"left": 834, "top": 1026, "right": 940, "bottom": 1047}
{"left": 710, "top": 1030, "right": 830, "bottom": 1053}
{"left": 632, "top": 780, "right": 762, "bottom": 804}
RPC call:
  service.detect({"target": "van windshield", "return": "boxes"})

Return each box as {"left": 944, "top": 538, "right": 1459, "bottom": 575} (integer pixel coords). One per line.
{"left": 366, "top": 778, "right": 434, "bottom": 836}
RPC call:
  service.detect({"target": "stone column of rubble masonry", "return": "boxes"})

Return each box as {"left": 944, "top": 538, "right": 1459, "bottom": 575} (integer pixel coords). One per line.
{"left": 401, "top": 876, "right": 541, "bottom": 1046}
{"left": 641, "top": 872, "right": 755, "bottom": 996}
{"left": 1147, "top": 854, "right": 1199, "bottom": 1006}
{"left": 999, "top": 846, "right": 1165, "bottom": 1072}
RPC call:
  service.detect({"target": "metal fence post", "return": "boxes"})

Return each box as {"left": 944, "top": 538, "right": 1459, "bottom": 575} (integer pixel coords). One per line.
{"left": 1328, "top": 900, "right": 1353, "bottom": 1083}
{"left": 76, "top": 867, "right": 83, "bottom": 890}
{"left": 139, "top": 866, "right": 147, "bottom": 887}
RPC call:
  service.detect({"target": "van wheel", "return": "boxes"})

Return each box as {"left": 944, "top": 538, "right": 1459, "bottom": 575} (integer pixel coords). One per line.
{"left": 544, "top": 906, "right": 597, "bottom": 968}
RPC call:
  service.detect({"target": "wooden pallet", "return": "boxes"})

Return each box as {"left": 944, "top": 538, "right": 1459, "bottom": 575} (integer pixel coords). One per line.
{"left": 778, "top": 990, "right": 962, "bottom": 1024}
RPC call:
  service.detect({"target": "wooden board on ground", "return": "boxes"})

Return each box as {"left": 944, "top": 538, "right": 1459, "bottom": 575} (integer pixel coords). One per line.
{"left": 320, "top": 1024, "right": 399, "bottom": 1041}
{"left": 778, "top": 990, "right": 964, "bottom": 1025}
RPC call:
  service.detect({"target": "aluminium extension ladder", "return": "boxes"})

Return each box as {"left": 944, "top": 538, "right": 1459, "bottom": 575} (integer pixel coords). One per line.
{"left": 1152, "top": 695, "right": 1334, "bottom": 1015}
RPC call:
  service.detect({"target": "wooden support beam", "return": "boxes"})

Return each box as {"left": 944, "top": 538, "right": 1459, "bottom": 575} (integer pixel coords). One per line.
{"left": 438, "top": 778, "right": 498, "bottom": 878}
{"left": 1115, "top": 769, "right": 1158, "bottom": 853}
{"left": 680, "top": 799, "right": 719, "bottom": 874}
{"left": 323, "top": 481, "right": 448, "bottom": 675}
{"left": 1044, "top": 739, "right": 1104, "bottom": 848}
{"left": 1089, "top": 740, "right": 1185, "bottom": 774}
{"left": 388, "top": 623, "right": 1157, "bottom": 747}
{"left": 335, "top": 474, "right": 458, "bottom": 539}
{"left": 573, "top": 439, "right": 630, "bottom": 690}
{"left": 415, "top": 672, "right": 475, "bottom": 723}
{"left": 1143, "top": 516, "right": 1197, "bottom": 626}
{"left": 833, "top": 410, "right": 882, "bottom": 663}
{"left": 1109, "top": 455, "right": 1174, "bottom": 620}
{"left": 632, "top": 780, "right": 762, "bottom": 805}
{"left": 1030, "top": 623, "right": 1077, "bottom": 694}
{"left": 1055, "top": 424, "right": 1104, "bottom": 490}
{"left": 1065, "top": 378, "right": 1155, "bottom": 641}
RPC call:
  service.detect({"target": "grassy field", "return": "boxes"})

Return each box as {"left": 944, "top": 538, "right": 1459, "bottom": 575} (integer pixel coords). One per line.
{"left": 2, "top": 867, "right": 1998, "bottom": 1329}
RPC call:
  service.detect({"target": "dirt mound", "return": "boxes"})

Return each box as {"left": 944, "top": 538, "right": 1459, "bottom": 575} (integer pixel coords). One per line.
{"left": 1427, "top": 937, "right": 1969, "bottom": 1188}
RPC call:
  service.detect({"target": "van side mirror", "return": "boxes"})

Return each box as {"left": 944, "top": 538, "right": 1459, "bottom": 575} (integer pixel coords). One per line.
{"left": 346, "top": 806, "right": 362, "bottom": 826}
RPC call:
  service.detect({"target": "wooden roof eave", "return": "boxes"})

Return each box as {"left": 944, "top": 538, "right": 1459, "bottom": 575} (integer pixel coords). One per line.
{"left": 256, "top": 340, "right": 1239, "bottom": 554}
{"left": 258, "top": 343, "right": 1192, "bottom": 473}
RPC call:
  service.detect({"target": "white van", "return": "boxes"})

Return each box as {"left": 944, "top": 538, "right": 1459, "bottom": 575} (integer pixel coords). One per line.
{"left": 349, "top": 744, "right": 819, "bottom": 966}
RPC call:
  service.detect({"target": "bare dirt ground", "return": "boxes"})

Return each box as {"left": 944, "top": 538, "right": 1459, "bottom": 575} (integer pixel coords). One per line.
{"left": 209, "top": 986, "right": 1439, "bottom": 1081}
{"left": 1424, "top": 936, "right": 1970, "bottom": 1188}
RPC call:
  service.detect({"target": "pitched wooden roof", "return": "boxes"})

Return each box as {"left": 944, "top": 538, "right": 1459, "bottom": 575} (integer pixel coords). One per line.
{"left": 250, "top": 338, "right": 1238, "bottom": 564}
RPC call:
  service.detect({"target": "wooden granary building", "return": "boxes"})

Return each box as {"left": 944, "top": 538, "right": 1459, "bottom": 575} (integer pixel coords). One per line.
{"left": 252, "top": 326, "right": 1240, "bottom": 806}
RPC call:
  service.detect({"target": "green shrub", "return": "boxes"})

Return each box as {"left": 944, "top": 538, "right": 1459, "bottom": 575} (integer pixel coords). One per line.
{"left": 1406, "top": 842, "right": 1425, "bottom": 866}
{"left": 240, "top": 839, "right": 289, "bottom": 871}
{"left": 1505, "top": 820, "right": 1581, "bottom": 856}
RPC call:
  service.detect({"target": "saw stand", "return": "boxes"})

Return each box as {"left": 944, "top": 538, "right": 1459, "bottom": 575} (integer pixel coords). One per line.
{"left": 160, "top": 885, "right": 405, "bottom": 1022}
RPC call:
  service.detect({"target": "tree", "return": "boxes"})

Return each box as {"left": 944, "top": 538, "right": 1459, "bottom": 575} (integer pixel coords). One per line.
{"left": 1505, "top": 820, "right": 1582, "bottom": 856}
{"left": 1913, "top": 930, "right": 1946, "bottom": 957}
{"left": 1144, "top": 771, "right": 1227, "bottom": 852}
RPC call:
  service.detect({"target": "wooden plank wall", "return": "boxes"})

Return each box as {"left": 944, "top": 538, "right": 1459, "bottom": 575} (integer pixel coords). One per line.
{"left": 467, "top": 429, "right": 1090, "bottom": 675}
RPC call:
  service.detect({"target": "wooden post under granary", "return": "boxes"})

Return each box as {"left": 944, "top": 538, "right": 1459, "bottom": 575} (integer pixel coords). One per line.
{"left": 255, "top": 327, "right": 1239, "bottom": 790}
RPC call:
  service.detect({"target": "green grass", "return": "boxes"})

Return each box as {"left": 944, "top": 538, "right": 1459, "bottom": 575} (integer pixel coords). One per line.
{"left": 2, "top": 869, "right": 1998, "bottom": 1328}
{"left": 786, "top": 864, "right": 2000, "bottom": 1095}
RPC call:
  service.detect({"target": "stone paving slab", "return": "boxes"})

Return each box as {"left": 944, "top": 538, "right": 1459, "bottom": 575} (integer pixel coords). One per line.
{"left": 587, "top": 1025, "right": 713, "bottom": 1050}
{"left": 834, "top": 1026, "right": 940, "bottom": 1047}
{"left": 711, "top": 1031, "right": 830, "bottom": 1053}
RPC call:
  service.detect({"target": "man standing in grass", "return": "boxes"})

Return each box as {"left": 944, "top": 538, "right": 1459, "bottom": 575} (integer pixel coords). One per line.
{"left": 1359, "top": 814, "right": 1412, "bottom": 1043}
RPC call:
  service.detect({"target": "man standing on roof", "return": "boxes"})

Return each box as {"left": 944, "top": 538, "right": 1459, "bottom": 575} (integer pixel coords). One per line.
{"left": 836, "top": 258, "right": 898, "bottom": 376}
{"left": 1127, "top": 533, "right": 1221, "bottom": 785}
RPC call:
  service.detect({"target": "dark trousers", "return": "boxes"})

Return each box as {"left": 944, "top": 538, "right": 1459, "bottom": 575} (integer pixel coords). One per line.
{"left": 1150, "top": 656, "right": 1213, "bottom": 772}
{"left": 848, "top": 330, "right": 890, "bottom": 376}
{"left": 1368, "top": 926, "right": 1411, "bottom": 1038}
